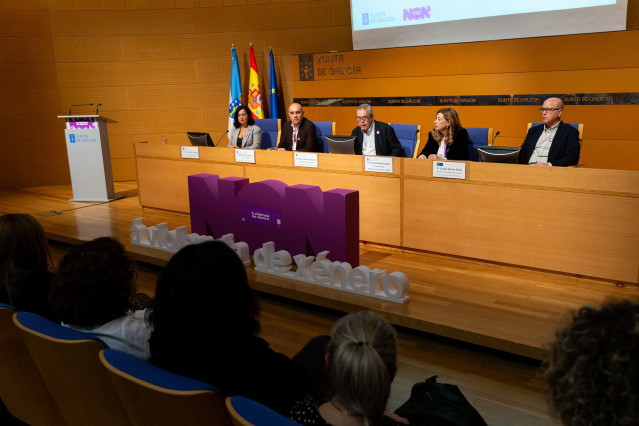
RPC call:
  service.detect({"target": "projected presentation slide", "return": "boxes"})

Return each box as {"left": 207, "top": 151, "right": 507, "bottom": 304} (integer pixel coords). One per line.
{"left": 351, "top": 0, "right": 627, "bottom": 50}
{"left": 352, "top": 0, "right": 616, "bottom": 31}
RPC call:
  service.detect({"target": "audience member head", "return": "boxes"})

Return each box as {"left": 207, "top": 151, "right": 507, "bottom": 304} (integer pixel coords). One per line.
{"left": 288, "top": 103, "right": 305, "bottom": 127}
{"left": 49, "top": 237, "right": 137, "bottom": 326}
{"left": 540, "top": 97, "right": 564, "bottom": 127}
{"left": 544, "top": 300, "right": 639, "bottom": 426}
{"left": 233, "top": 105, "right": 255, "bottom": 128}
{"left": 148, "top": 241, "right": 259, "bottom": 365}
{"left": 432, "top": 107, "right": 462, "bottom": 145}
{"left": 328, "top": 311, "right": 398, "bottom": 426}
{"left": 0, "top": 214, "right": 53, "bottom": 302}
{"left": 356, "top": 103, "right": 374, "bottom": 132}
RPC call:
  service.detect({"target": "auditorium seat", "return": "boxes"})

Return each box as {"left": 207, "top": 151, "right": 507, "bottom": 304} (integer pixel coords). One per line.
{"left": 100, "top": 348, "right": 232, "bottom": 426}
{"left": 466, "top": 127, "right": 494, "bottom": 161}
{"left": 13, "top": 311, "right": 129, "bottom": 426}
{"left": 390, "top": 123, "right": 421, "bottom": 158}
{"left": 226, "top": 395, "right": 299, "bottom": 426}
{"left": 255, "top": 118, "right": 281, "bottom": 149}
{"left": 0, "top": 304, "right": 64, "bottom": 426}
{"left": 314, "top": 121, "right": 335, "bottom": 153}
{"left": 527, "top": 122, "right": 583, "bottom": 143}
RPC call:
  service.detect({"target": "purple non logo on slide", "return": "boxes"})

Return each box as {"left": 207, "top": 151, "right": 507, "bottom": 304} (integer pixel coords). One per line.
{"left": 188, "top": 174, "right": 360, "bottom": 266}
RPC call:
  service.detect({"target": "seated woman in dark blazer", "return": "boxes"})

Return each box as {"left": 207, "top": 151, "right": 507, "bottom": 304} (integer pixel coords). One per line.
{"left": 417, "top": 108, "right": 469, "bottom": 161}
{"left": 228, "top": 105, "right": 262, "bottom": 149}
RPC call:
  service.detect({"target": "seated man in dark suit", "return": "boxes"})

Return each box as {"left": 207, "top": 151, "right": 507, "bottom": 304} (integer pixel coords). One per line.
{"left": 521, "top": 97, "right": 580, "bottom": 167}
{"left": 351, "top": 104, "right": 406, "bottom": 157}
{"left": 277, "top": 103, "right": 318, "bottom": 152}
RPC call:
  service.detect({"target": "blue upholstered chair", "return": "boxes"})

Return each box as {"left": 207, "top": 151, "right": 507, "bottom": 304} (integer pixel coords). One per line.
{"left": 314, "top": 121, "right": 336, "bottom": 153}
{"left": 226, "top": 395, "right": 299, "bottom": 426}
{"left": 466, "top": 127, "right": 494, "bottom": 161}
{"left": 254, "top": 118, "right": 281, "bottom": 149}
{"left": 13, "top": 312, "right": 129, "bottom": 426}
{"left": 100, "top": 348, "right": 232, "bottom": 426}
{"left": 527, "top": 122, "right": 583, "bottom": 143}
{"left": 390, "top": 123, "right": 420, "bottom": 158}
{"left": 0, "top": 304, "right": 65, "bottom": 426}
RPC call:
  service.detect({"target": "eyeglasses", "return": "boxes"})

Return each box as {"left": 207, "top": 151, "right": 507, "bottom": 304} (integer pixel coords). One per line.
{"left": 539, "top": 108, "right": 562, "bottom": 113}
{"left": 355, "top": 115, "right": 371, "bottom": 122}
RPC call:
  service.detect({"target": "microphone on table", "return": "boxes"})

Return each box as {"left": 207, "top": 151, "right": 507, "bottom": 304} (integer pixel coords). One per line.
{"left": 492, "top": 130, "right": 500, "bottom": 145}
{"left": 214, "top": 130, "right": 229, "bottom": 146}
{"left": 68, "top": 103, "right": 94, "bottom": 115}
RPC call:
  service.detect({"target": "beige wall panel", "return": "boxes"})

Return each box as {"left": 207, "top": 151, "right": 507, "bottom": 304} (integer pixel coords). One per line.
{"left": 1, "top": 161, "right": 70, "bottom": 189}
{"left": 580, "top": 139, "right": 639, "bottom": 171}
{"left": 512, "top": 68, "right": 639, "bottom": 93}
{"left": 0, "top": 88, "right": 60, "bottom": 115}
{"left": 0, "top": 10, "right": 50, "bottom": 36}
{"left": 104, "top": 108, "right": 205, "bottom": 134}
{"left": 52, "top": 36, "right": 123, "bottom": 62}
{"left": 111, "top": 157, "right": 137, "bottom": 181}
{"left": 5, "top": 138, "right": 68, "bottom": 167}
{"left": 48, "top": 9, "right": 195, "bottom": 37}
{"left": 0, "top": 115, "right": 63, "bottom": 140}
{"left": 136, "top": 157, "right": 244, "bottom": 210}
{"left": 126, "top": 84, "right": 222, "bottom": 110}
{"left": 0, "top": 64, "right": 59, "bottom": 89}
{"left": 55, "top": 60, "right": 198, "bottom": 88}
{"left": 202, "top": 106, "right": 236, "bottom": 134}
{"left": 0, "top": 37, "right": 55, "bottom": 63}
{"left": 0, "top": 1, "right": 47, "bottom": 10}
{"left": 58, "top": 86, "right": 129, "bottom": 112}
{"left": 245, "top": 167, "right": 401, "bottom": 245}
{"left": 109, "top": 135, "right": 138, "bottom": 157}
{"left": 403, "top": 179, "right": 639, "bottom": 283}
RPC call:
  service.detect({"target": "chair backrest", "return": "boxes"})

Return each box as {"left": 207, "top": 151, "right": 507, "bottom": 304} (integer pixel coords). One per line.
{"left": 390, "top": 123, "right": 420, "bottom": 158}
{"left": 314, "top": 121, "right": 336, "bottom": 153}
{"left": 13, "top": 311, "right": 130, "bottom": 426}
{"left": 226, "top": 396, "right": 300, "bottom": 426}
{"left": 254, "top": 118, "right": 281, "bottom": 149}
{"left": 527, "top": 122, "right": 583, "bottom": 143}
{"left": 0, "top": 304, "right": 65, "bottom": 426}
{"left": 100, "top": 349, "right": 232, "bottom": 426}
{"left": 466, "top": 127, "right": 494, "bottom": 161}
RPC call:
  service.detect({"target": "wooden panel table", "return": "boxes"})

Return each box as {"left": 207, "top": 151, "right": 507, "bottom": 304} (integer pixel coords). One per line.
{"left": 136, "top": 143, "right": 639, "bottom": 284}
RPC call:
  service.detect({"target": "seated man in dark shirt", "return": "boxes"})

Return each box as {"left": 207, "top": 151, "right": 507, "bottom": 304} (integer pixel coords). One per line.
{"left": 351, "top": 103, "right": 406, "bottom": 157}
{"left": 520, "top": 97, "right": 580, "bottom": 167}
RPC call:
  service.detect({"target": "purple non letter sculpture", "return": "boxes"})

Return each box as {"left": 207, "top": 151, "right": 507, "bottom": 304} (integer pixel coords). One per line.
{"left": 188, "top": 174, "right": 359, "bottom": 265}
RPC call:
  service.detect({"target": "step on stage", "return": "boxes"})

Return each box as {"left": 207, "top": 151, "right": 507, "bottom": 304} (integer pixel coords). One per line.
{"left": 2, "top": 182, "right": 637, "bottom": 360}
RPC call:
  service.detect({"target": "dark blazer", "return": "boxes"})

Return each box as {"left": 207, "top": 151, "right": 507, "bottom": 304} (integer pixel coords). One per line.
{"left": 418, "top": 127, "right": 469, "bottom": 161}
{"left": 521, "top": 121, "right": 580, "bottom": 166}
{"left": 351, "top": 120, "right": 406, "bottom": 157}
{"left": 228, "top": 124, "right": 261, "bottom": 149}
{"left": 277, "top": 117, "right": 318, "bottom": 152}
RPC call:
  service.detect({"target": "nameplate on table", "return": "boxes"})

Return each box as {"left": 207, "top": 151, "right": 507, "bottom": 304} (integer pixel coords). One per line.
{"left": 181, "top": 146, "right": 199, "bottom": 159}
{"left": 433, "top": 161, "right": 466, "bottom": 180}
{"left": 365, "top": 156, "right": 393, "bottom": 173}
{"left": 235, "top": 149, "right": 256, "bottom": 164}
{"left": 294, "top": 152, "right": 318, "bottom": 168}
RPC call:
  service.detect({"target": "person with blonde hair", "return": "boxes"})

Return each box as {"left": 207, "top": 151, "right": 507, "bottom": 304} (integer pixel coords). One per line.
{"left": 0, "top": 213, "right": 55, "bottom": 319}
{"left": 289, "top": 311, "right": 408, "bottom": 426}
{"left": 417, "top": 107, "right": 469, "bottom": 161}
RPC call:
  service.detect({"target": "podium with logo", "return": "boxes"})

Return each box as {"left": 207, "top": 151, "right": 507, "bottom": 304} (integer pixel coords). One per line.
{"left": 58, "top": 115, "right": 119, "bottom": 202}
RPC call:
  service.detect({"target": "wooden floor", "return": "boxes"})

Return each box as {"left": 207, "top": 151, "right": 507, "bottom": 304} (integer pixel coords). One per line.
{"left": 3, "top": 182, "right": 639, "bottom": 425}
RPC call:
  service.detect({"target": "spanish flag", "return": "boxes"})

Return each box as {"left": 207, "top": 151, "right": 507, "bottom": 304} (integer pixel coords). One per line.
{"left": 248, "top": 45, "right": 264, "bottom": 119}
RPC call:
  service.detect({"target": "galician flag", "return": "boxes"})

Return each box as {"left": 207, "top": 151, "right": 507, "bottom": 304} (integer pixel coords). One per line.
{"left": 248, "top": 45, "right": 264, "bottom": 119}
{"left": 269, "top": 48, "right": 279, "bottom": 119}
{"left": 229, "top": 46, "right": 242, "bottom": 134}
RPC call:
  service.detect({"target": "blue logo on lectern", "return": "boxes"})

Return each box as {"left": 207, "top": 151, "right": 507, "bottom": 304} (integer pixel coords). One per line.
{"left": 69, "top": 134, "right": 76, "bottom": 143}
{"left": 362, "top": 13, "right": 369, "bottom": 25}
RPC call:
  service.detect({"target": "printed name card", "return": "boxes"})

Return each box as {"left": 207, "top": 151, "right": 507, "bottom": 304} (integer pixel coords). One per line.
{"left": 433, "top": 161, "right": 466, "bottom": 180}
{"left": 181, "top": 146, "right": 199, "bottom": 159}
{"left": 365, "top": 156, "right": 393, "bottom": 173}
{"left": 294, "top": 152, "right": 318, "bottom": 168}
{"left": 235, "top": 148, "right": 256, "bottom": 163}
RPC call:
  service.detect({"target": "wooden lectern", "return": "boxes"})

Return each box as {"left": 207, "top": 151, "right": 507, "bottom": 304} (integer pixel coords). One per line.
{"left": 58, "top": 115, "right": 119, "bottom": 202}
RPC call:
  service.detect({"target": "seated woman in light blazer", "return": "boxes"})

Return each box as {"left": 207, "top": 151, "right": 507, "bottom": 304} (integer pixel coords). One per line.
{"left": 228, "top": 105, "right": 262, "bottom": 149}
{"left": 417, "top": 107, "right": 469, "bottom": 161}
